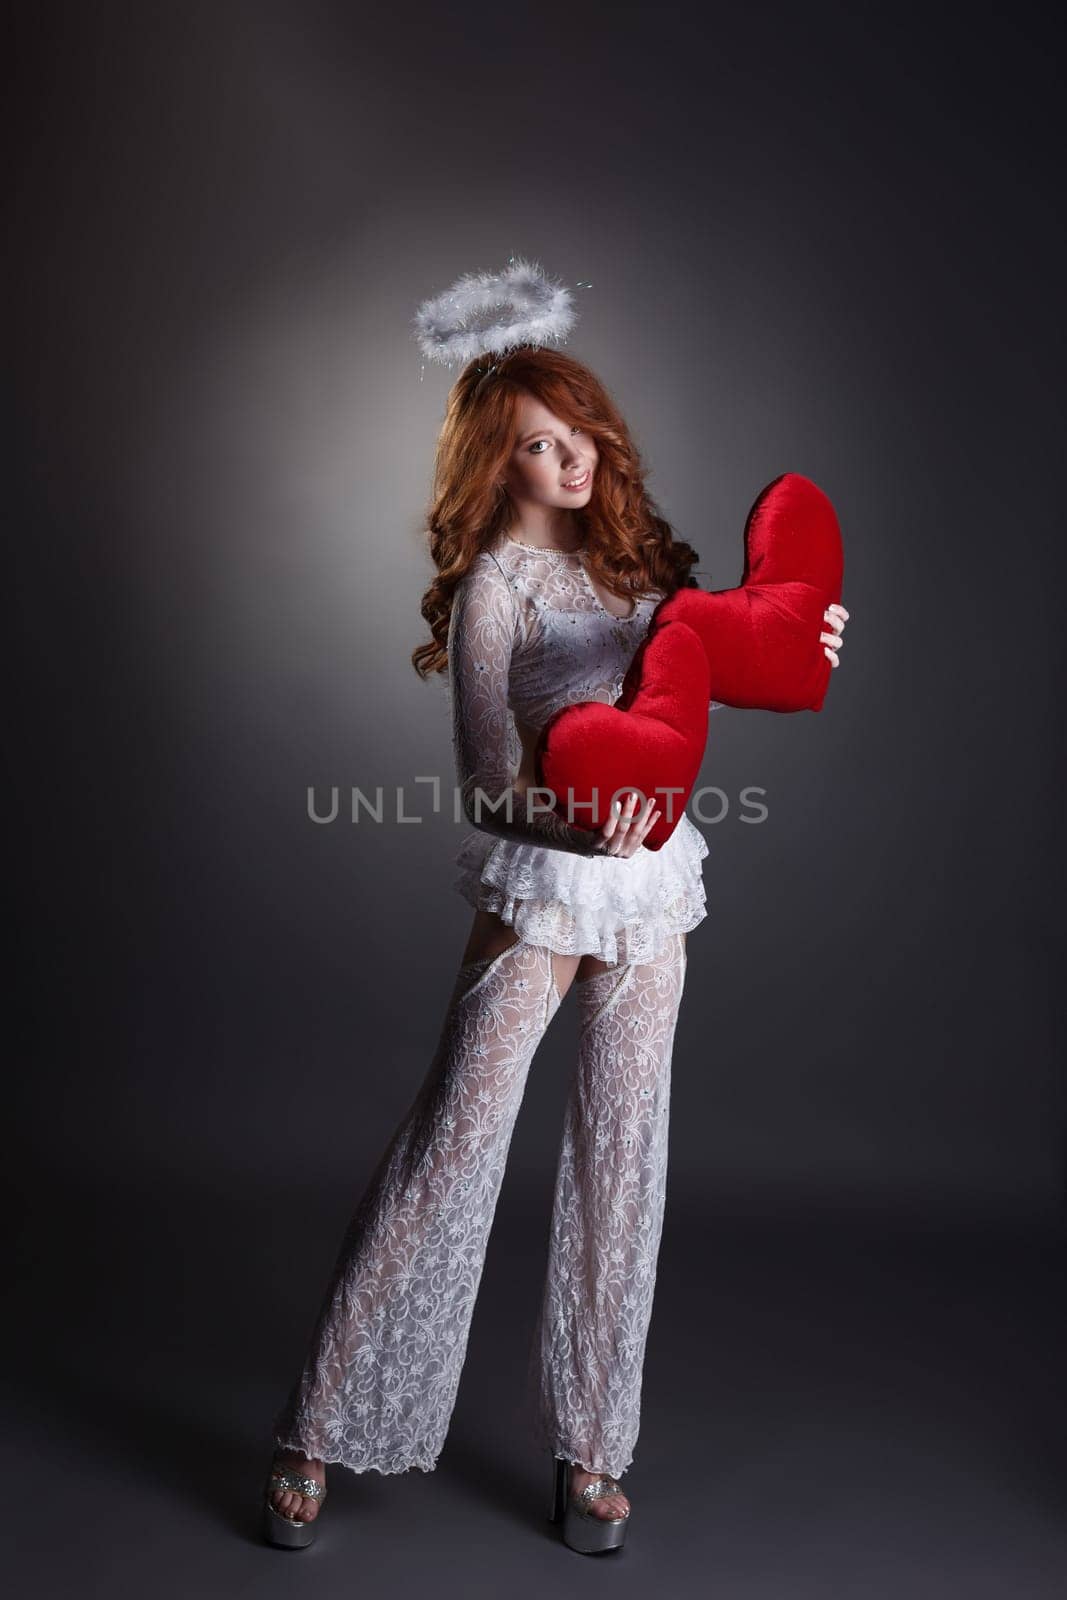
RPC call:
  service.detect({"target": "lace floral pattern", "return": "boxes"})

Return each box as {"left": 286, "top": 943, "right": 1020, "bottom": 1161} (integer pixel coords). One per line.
{"left": 448, "top": 534, "right": 719, "bottom": 960}
{"left": 273, "top": 929, "right": 688, "bottom": 1481}
{"left": 528, "top": 931, "right": 687, "bottom": 1477}
{"left": 273, "top": 940, "right": 565, "bottom": 1473}
{"left": 271, "top": 536, "right": 702, "bottom": 1478}
{"left": 453, "top": 813, "right": 708, "bottom": 966}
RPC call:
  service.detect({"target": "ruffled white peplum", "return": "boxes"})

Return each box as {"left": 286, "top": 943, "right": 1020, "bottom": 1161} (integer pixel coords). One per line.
{"left": 451, "top": 811, "right": 709, "bottom": 965}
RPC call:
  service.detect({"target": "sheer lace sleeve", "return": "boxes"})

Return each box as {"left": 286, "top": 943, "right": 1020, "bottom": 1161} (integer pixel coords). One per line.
{"left": 448, "top": 555, "right": 601, "bottom": 856}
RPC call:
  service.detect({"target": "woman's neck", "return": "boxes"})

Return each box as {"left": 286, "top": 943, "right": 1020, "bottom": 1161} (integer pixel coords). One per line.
{"left": 503, "top": 501, "right": 583, "bottom": 553}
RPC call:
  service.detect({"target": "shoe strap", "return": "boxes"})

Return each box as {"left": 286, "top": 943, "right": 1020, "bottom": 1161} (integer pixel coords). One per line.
{"left": 269, "top": 1466, "right": 327, "bottom": 1501}
{"left": 577, "top": 1477, "right": 622, "bottom": 1508}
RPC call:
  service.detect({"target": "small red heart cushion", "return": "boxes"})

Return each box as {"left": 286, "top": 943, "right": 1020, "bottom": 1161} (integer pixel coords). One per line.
{"left": 535, "top": 472, "right": 844, "bottom": 850}
{"left": 533, "top": 618, "right": 711, "bottom": 849}
{"left": 656, "top": 471, "right": 844, "bottom": 714}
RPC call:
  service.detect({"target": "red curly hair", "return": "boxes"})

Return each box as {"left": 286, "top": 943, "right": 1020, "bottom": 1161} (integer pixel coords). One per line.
{"left": 411, "top": 345, "right": 701, "bottom": 678}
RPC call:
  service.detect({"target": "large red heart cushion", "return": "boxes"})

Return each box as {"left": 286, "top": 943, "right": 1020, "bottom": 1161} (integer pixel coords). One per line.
{"left": 535, "top": 472, "right": 844, "bottom": 851}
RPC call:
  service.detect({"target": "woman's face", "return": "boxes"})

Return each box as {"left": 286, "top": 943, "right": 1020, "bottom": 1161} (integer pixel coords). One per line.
{"left": 500, "top": 392, "right": 598, "bottom": 511}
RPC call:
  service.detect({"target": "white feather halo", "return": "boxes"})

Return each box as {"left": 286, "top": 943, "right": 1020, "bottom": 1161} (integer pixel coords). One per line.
{"left": 413, "top": 256, "right": 577, "bottom": 367}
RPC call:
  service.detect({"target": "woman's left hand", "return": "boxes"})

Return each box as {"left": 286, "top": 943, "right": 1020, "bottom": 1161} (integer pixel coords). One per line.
{"left": 820, "top": 602, "right": 849, "bottom": 667}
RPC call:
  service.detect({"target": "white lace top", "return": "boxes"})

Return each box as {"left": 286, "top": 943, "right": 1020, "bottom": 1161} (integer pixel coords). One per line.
{"left": 447, "top": 532, "right": 667, "bottom": 851}
{"left": 445, "top": 531, "right": 715, "bottom": 964}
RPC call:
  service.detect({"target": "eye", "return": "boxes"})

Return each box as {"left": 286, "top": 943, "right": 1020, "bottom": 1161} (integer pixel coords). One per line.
{"left": 527, "top": 426, "right": 582, "bottom": 455}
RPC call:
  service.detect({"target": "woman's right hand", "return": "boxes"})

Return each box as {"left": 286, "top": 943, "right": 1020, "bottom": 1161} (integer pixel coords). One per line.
{"left": 591, "top": 792, "right": 661, "bottom": 858}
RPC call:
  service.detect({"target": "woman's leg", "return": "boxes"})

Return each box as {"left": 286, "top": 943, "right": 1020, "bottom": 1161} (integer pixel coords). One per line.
{"left": 461, "top": 906, "right": 582, "bottom": 999}
{"left": 526, "top": 930, "right": 688, "bottom": 1511}
{"left": 270, "top": 913, "right": 567, "bottom": 1513}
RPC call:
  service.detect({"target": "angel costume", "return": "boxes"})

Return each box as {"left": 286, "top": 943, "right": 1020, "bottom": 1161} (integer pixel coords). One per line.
{"left": 450, "top": 533, "right": 711, "bottom": 960}
{"left": 272, "top": 531, "right": 715, "bottom": 1481}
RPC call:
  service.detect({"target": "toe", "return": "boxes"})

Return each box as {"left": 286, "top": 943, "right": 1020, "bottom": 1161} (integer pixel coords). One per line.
{"left": 269, "top": 1454, "right": 326, "bottom": 1522}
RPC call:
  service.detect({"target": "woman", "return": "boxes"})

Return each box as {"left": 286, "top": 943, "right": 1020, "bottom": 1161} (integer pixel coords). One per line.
{"left": 264, "top": 345, "right": 849, "bottom": 1554}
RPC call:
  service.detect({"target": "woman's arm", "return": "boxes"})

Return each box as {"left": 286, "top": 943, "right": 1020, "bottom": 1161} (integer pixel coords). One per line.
{"left": 448, "top": 558, "right": 603, "bottom": 856}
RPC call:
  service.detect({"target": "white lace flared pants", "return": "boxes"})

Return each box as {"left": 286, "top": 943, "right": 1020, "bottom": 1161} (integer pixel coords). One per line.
{"left": 272, "top": 929, "right": 687, "bottom": 1481}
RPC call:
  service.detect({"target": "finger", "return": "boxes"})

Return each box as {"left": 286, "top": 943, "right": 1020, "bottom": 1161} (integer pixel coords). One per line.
{"left": 606, "top": 798, "right": 631, "bottom": 848}
{"left": 600, "top": 798, "right": 622, "bottom": 840}
{"left": 627, "top": 807, "right": 659, "bottom": 855}
{"left": 828, "top": 603, "right": 850, "bottom": 621}
{"left": 615, "top": 800, "right": 638, "bottom": 854}
{"left": 824, "top": 646, "right": 839, "bottom": 665}
{"left": 616, "top": 792, "right": 640, "bottom": 833}
{"left": 819, "top": 631, "right": 843, "bottom": 647}
{"left": 822, "top": 610, "right": 845, "bottom": 635}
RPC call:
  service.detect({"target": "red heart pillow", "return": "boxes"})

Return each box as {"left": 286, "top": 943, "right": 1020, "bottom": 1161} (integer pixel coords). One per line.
{"left": 535, "top": 472, "right": 843, "bottom": 850}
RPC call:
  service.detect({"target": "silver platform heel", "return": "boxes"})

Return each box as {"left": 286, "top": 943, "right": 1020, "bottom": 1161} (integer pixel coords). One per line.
{"left": 262, "top": 1461, "right": 328, "bottom": 1548}
{"left": 549, "top": 1455, "right": 630, "bottom": 1555}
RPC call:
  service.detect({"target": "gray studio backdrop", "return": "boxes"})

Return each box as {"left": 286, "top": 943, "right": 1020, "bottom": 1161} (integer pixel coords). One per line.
{"left": 15, "top": 1, "right": 1062, "bottom": 1227}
